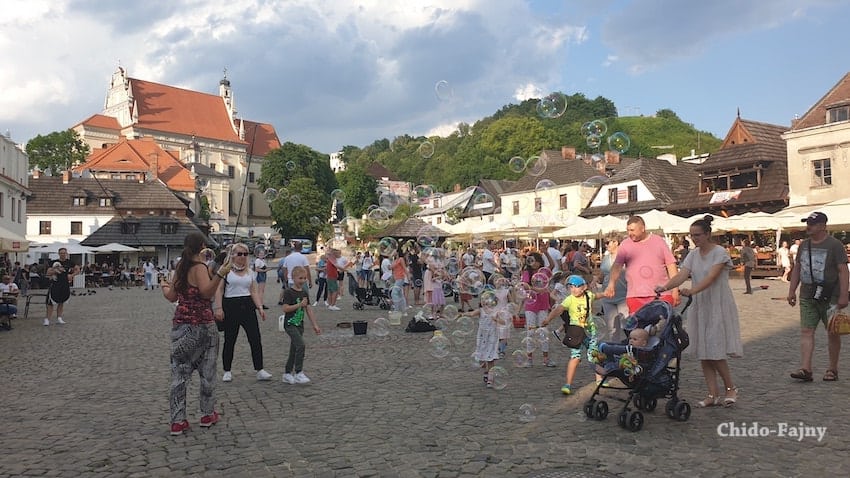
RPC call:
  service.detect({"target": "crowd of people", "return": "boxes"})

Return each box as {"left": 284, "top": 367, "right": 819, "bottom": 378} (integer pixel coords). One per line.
{"left": 149, "top": 210, "right": 849, "bottom": 436}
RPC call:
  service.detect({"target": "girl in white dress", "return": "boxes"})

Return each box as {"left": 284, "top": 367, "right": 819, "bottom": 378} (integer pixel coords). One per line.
{"left": 656, "top": 216, "right": 743, "bottom": 408}
{"left": 464, "top": 305, "right": 505, "bottom": 387}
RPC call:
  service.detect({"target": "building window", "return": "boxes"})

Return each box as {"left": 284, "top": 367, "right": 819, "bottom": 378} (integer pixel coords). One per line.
{"left": 628, "top": 185, "right": 638, "bottom": 202}
{"left": 209, "top": 164, "right": 216, "bottom": 172}
{"left": 73, "top": 196, "right": 86, "bottom": 206}
{"left": 161, "top": 222, "right": 177, "bottom": 234}
{"left": 534, "top": 197, "right": 542, "bottom": 212}
{"left": 10, "top": 198, "right": 15, "bottom": 222}
{"left": 227, "top": 165, "right": 235, "bottom": 178}
{"left": 125, "top": 174, "right": 137, "bottom": 181}
{"left": 608, "top": 188, "right": 618, "bottom": 205}
{"left": 17, "top": 200, "right": 22, "bottom": 223}
{"left": 828, "top": 105, "right": 849, "bottom": 124}
{"left": 512, "top": 201, "right": 519, "bottom": 215}
{"left": 436, "top": 217, "right": 442, "bottom": 224}
{"left": 111, "top": 173, "right": 122, "bottom": 180}
{"left": 71, "top": 221, "right": 83, "bottom": 235}
{"left": 248, "top": 194, "right": 254, "bottom": 216}
{"left": 40, "top": 221, "right": 51, "bottom": 235}
{"left": 228, "top": 192, "right": 234, "bottom": 215}
{"left": 812, "top": 158, "right": 832, "bottom": 187}
{"left": 248, "top": 172, "right": 255, "bottom": 183}
{"left": 432, "top": 198, "right": 440, "bottom": 208}
{"left": 99, "top": 197, "right": 113, "bottom": 207}
{"left": 0, "top": 193, "right": 3, "bottom": 217}
{"left": 121, "top": 222, "right": 139, "bottom": 234}
{"left": 559, "top": 194, "right": 567, "bottom": 209}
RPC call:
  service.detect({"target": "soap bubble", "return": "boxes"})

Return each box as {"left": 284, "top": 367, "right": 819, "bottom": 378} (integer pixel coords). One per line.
{"left": 285, "top": 161, "right": 297, "bottom": 171}
{"left": 277, "top": 187, "right": 289, "bottom": 200}
{"left": 372, "top": 317, "right": 390, "bottom": 337}
{"left": 442, "top": 281, "right": 454, "bottom": 297}
{"left": 607, "top": 132, "right": 631, "bottom": 153}
{"left": 434, "top": 318, "right": 449, "bottom": 330}
{"left": 480, "top": 290, "right": 498, "bottom": 310}
{"left": 531, "top": 272, "right": 550, "bottom": 289}
{"left": 588, "top": 119, "right": 607, "bottom": 136}
{"left": 418, "top": 141, "right": 435, "bottom": 159}
{"left": 263, "top": 188, "right": 278, "bottom": 202}
{"left": 450, "top": 329, "right": 467, "bottom": 346}
{"left": 526, "top": 156, "right": 547, "bottom": 176}
{"left": 377, "top": 237, "right": 399, "bottom": 256}
{"left": 508, "top": 156, "right": 526, "bottom": 173}
{"left": 512, "top": 349, "right": 530, "bottom": 368}
{"left": 390, "top": 286, "right": 404, "bottom": 303}
{"left": 413, "top": 184, "right": 434, "bottom": 202}
{"left": 195, "top": 177, "right": 209, "bottom": 191}
{"left": 434, "top": 80, "right": 454, "bottom": 102}
{"left": 518, "top": 403, "right": 538, "bottom": 422}
{"left": 534, "top": 179, "right": 556, "bottom": 194}
{"left": 455, "top": 315, "right": 475, "bottom": 335}
{"left": 458, "top": 267, "right": 485, "bottom": 295}
{"left": 416, "top": 229, "right": 437, "bottom": 248}
{"left": 536, "top": 93, "right": 567, "bottom": 119}
{"left": 490, "top": 366, "right": 508, "bottom": 390}
{"left": 429, "top": 331, "right": 451, "bottom": 358}
{"left": 580, "top": 121, "right": 593, "bottom": 136}
{"left": 310, "top": 216, "right": 322, "bottom": 227}
{"left": 471, "top": 193, "right": 495, "bottom": 215}
{"left": 367, "top": 207, "right": 390, "bottom": 227}
{"left": 331, "top": 189, "right": 345, "bottom": 202}
{"left": 443, "top": 304, "right": 459, "bottom": 320}
{"left": 200, "top": 248, "right": 215, "bottom": 263}
{"left": 581, "top": 175, "right": 610, "bottom": 187}
{"left": 254, "top": 245, "right": 266, "bottom": 258}
{"left": 591, "top": 153, "right": 604, "bottom": 163}
{"left": 289, "top": 195, "right": 301, "bottom": 207}
{"left": 586, "top": 134, "right": 601, "bottom": 149}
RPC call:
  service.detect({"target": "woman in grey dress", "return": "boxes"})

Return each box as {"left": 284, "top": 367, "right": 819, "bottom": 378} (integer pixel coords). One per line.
{"left": 656, "top": 215, "right": 743, "bottom": 408}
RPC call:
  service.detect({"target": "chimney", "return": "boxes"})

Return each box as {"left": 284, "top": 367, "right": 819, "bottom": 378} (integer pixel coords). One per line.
{"left": 148, "top": 152, "right": 159, "bottom": 180}
{"left": 453, "top": 183, "right": 461, "bottom": 193}
{"left": 605, "top": 150, "right": 620, "bottom": 165}
{"left": 32, "top": 169, "right": 40, "bottom": 179}
{"left": 62, "top": 170, "right": 71, "bottom": 184}
{"left": 561, "top": 146, "right": 576, "bottom": 160}
{"left": 139, "top": 172, "right": 145, "bottom": 183}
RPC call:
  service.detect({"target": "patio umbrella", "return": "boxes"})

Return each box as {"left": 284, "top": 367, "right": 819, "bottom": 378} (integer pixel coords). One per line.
{"left": 90, "top": 243, "right": 141, "bottom": 253}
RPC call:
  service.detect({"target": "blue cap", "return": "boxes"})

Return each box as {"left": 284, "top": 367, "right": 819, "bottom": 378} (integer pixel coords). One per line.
{"left": 566, "top": 275, "right": 586, "bottom": 287}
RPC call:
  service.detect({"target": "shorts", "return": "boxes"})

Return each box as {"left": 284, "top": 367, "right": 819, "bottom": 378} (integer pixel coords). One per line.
{"left": 255, "top": 271, "right": 267, "bottom": 283}
{"left": 570, "top": 334, "right": 598, "bottom": 360}
{"left": 626, "top": 295, "right": 674, "bottom": 314}
{"left": 358, "top": 270, "right": 370, "bottom": 281}
{"left": 800, "top": 298, "right": 831, "bottom": 329}
{"left": 327, "top": 279, "right": 339, "bottom": 293}
{"left": 524, "top": 309, "right": 547, "bottom": 328}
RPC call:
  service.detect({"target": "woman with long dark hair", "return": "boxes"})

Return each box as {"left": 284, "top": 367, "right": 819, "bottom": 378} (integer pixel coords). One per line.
{"left": 520, "top": 251, "right": 555, "bottom": 367}
{"left": 161, "top": 232, "right": 230, "bottom": 436}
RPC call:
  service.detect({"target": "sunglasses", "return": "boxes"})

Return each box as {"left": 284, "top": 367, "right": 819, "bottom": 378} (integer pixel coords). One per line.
{"left": 234, "top": 252, "right": 250, "bottom": 257}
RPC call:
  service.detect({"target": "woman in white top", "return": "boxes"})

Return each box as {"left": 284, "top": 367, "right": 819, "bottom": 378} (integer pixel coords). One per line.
{"left": 214, "top": 243, "right": 271, "bottom": 382}
{"left": 253, "top": 249, "right": 269, "bottom": 309}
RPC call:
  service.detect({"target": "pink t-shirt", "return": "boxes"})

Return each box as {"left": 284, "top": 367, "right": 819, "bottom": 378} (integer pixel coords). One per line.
{"left": 521, "top": 268, "right": 552, "bottom": 312}
{"left": 614, "top": 234, "right": 676, "bottom": 298}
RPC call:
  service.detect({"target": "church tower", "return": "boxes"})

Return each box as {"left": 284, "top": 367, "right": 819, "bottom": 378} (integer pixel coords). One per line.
{"left": 103, "top": 66, "right": 135, "bottom": 128}
{"left": 219, "top": 69, "right": 237, "bottom": 120}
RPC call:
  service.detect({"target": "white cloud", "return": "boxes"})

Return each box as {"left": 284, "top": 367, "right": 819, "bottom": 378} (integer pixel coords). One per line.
{"left": 514, "top": 83, "right": 543, "bottom": 101}
{"left": 602, "top": 55, "right": 618, "bottom": 67}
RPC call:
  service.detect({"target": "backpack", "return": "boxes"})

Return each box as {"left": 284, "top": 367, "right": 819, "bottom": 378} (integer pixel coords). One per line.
{"left": 560, "top": 292, "right": 590, "bottom": 348}
{"left": 405, "top": 317, "right": 437, "bottom": 333}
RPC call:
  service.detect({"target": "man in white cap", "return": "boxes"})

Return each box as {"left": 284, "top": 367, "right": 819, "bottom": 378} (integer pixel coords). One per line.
{"left": 788, "top": 211, "right": 849, "bottom": 382}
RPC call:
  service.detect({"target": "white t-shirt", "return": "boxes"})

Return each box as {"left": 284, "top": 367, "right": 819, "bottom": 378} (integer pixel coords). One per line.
{"left": 482, "top": 249, "right": 496, "bottom": 274}
{"left": 143, "top": 262, "right": 156, "bottom": 275}
{"left": 381, "top": 258, "right": 393, "bottom": 281}
{"left": 0, "top": 282, "right": 19, "bottom": 294}
{"left": 283, "top": 252, "right": 310, "bottom": 283}
{"left": 253, "top": 258, "right": 267, "bottom": 273}
{"left": 223, "top": 271, "right": 253, "bottom": 298}
{"left": 462, "top": 252, "right": 475, "bottom": 267}
{"left": 546, "top": 246, "right": 562, "bottom": 272}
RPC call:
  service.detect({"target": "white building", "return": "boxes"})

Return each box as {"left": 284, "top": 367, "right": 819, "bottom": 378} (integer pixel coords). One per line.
{"left": 0, "top": 132, "right": 30, "bottom": 261}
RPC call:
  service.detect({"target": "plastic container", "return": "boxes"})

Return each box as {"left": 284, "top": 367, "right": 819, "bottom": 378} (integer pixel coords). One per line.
{"left": 353, "top": 320, "right": 368, "bottom": 335}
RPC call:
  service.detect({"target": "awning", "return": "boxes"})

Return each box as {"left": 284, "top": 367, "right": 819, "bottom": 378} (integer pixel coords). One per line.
{"left": 0, "top": 225, "right": 28, "bottom": 252}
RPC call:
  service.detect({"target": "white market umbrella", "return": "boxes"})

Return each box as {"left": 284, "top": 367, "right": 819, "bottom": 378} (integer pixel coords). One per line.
{"left": 90, "top": 242, "right": 141, "bottom": 253}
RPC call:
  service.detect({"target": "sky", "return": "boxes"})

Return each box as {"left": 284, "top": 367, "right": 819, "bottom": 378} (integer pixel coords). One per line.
{"left": 2, "top": 0, "right": 849, "bottom": 155}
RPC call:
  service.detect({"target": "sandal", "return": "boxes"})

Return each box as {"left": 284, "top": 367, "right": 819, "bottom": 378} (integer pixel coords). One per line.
{"left": 697, "top": 394, "right": 719, "bottom": 408}
{"left": 823, "top": 369, "right": 838, "bottom": 381}
{"left": 790, "top": 369, "right": 813, "bottom": 382}
{"left": 723, "top": 387, "right": 739, "bottom": 407}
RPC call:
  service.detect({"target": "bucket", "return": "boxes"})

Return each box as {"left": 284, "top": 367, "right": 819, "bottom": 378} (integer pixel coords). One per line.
{"left": 353, "top": 320, "right": 368, "bottom": 335}
{"left": 512, "top": 315, "right": 526, "bottom": 329}
{"left": 388, "top": 310, "right": 402, "bottom": 326}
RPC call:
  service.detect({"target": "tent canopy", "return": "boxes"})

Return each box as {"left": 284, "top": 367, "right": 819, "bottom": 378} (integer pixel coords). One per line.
{"left": 90, "top": 242, "right": 141, "bottom": 253}
{"left": 29, "top": 240, "right": 96, "bottom": 254}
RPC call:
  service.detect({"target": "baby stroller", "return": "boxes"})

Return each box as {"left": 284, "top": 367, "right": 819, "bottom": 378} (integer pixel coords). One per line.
{"left": 583, "top": 297, "right": 691, "bottom": 432}
{"left": 353, "top": 280, "right": 391, "bottom": 310}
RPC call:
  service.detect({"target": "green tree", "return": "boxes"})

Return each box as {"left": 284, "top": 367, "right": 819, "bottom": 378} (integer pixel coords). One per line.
{"left": 25, "top": 129, "right": 90, "bottom": 173}
{"left": 656, "top": 108, "right": 681, "bottom": 121}
{"left": 198, "top": 195, "right": 211, "bottom": 221}
{"left": 336, "top": 165, "right": 378, "bottom": 218}
{"left": 269, "top": 177, "right": 331, "bottom": 241}
{"left": 259, "top": 142, "right": 338, "bottom": 195}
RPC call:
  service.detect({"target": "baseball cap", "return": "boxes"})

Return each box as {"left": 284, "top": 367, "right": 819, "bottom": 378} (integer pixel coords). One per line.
{"left": 801, "top": 211, "right": 828, "bottom": 224}
{"left": 566, "top": 274, "right": 586, "bottom": 287}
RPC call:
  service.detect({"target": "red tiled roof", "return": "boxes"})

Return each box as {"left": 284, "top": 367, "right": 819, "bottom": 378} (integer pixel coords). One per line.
{"left": 242, "top": 119, "right": 281, "bottom": 156}
{"left": 75, "top": 114, "right": 121, "bottom": 131}
{"left": 793, "top": 72, "right": 850, "bottom": 130}
{"left": 74, "top": 137, "right": 196, "bottom": 192}
{"left": 130, "top": 78, "right": 246, "bottom": 144}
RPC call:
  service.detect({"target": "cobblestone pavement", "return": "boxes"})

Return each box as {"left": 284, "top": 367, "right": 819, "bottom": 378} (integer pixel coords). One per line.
{"left": 1, "top": 275, "right": 848, "bottom": 477}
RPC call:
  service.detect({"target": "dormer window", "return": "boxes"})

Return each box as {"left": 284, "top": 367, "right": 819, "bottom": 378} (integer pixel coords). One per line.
{"left": 121, "top": 221, "right": 139, "bottom": 234}
{"left": 827, "top": 104, "right": 849, "bottom": 124}
{"left": 161, "top": 222, "right": 178, "bottom": 234}
{"left": 99, "top": 197, "right": 113, "bottom": 207}
{"left": 72, "top": 196, "right": 86, "bottom": 206}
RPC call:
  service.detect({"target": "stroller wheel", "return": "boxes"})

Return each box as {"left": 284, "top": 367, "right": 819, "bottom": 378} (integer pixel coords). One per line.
{"left": 627, "top": 411, "right": 644, "bottom": 432}
{"left": 665, "top": 399, "right": 678, "bottom": 419}
{"left": 353, "top": 303, "right": 363, "bottom": 310}
{"left": 633, "top": 395, "right": 643, "bottom": 410}
{"left": 379, "top": 303, "right": 390, "bottom": 310}
{"left": 643, "top": 397, "right": 658, "bottom": 412}
{"left": 593, "top": 401, "right": 609, "bottom": 420}
{"left": 583, "top": 400, "right": 596, "bottom": 419}
{"left": 617, "top": 411, "right": 629, "bottom": 428}
{"left": 674, "top": 401, "right": 691, "bottom": 422}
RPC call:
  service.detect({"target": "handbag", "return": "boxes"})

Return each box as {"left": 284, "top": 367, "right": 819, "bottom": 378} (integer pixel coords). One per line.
{"left": 562, "top": 293, "right": 590, "bottom": 349}
{"left": 828, "top": 307, "right": 850, "bottom": 335}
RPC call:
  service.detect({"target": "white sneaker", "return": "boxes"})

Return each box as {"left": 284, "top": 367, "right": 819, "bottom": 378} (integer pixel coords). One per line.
{"left": 282, "top": 373, "right": 296, "bottom": 384}
{"left": 311, "top": 302, "right": 318, "bottom": 307}
{"left": 222, "top": 371, "right": 232, "bottom": 382}
{"left": 294, "top": 372, "right": 311, "bottom": 384}
{"left": 256, "top": 369, "right": 272, "bottom": 381}
{"left": 57, "top": 317, "right": 66, "bottom": 324}
{"left": 323, "top": 301, "right": 329, "bottom": 307}
{"left": 328, "top": 305, "right": 341, "bottom": 311}
{"left": 43, "top": 318, "right": 50, "bottom": 326}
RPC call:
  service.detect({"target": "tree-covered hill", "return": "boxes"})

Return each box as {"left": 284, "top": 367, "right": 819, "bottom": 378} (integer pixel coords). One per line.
{"left": 340, "top": 93, "right": 722, "bottom": 191}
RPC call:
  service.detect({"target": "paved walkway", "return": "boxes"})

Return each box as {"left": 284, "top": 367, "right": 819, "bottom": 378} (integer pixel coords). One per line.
{"left": 1, "top": 276, "right": 848, "bottom": 477}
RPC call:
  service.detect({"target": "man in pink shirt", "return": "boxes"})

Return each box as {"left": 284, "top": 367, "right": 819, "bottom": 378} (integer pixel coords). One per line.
{"left": 602, "top": 215, "right": 680, "bottom": 312}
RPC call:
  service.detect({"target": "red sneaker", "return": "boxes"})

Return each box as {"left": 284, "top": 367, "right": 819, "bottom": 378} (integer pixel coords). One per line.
{"left": 199, "top": 411, "right": 220, "bottom": 427}
{"left": 170, "top": 420, "right": 190, "bottom": 436}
